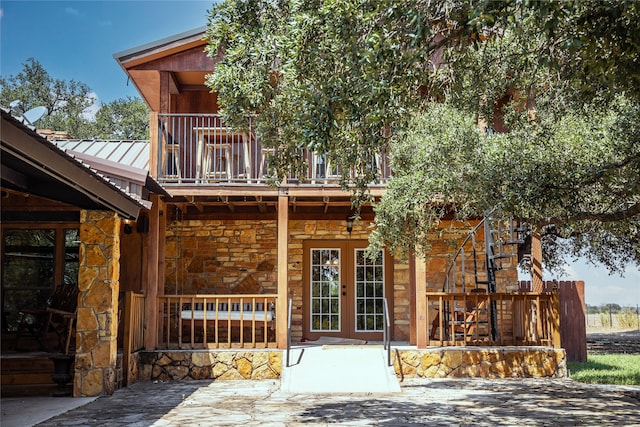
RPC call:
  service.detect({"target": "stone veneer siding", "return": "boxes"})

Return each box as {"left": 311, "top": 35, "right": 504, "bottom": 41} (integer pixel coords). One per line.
{"left": 74, "top": 210, "right": 121, "bottom": 397}
{"left": 137, "top": 350, "right": 282, "bottom": 381}
{"left": 165, "top": 217, "right": 520, "bottom": 344}
{"left": 165, "top": 218, "right": 413, "bottom": 342}
{"left": 393, "top": 347, "right": 567, "bottom": 378}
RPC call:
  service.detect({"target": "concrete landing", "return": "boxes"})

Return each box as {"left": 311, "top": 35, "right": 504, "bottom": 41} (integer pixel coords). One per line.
{"left": 280, "top": 345, "right": 401, "bottom": 393}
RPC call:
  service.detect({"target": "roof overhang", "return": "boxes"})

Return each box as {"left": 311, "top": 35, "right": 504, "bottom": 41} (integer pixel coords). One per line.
{"left": 114, "top": 27, "right": 220, "bottom": 111}
{"left": 1, "top": 110, "right": 147, "bottom": 220}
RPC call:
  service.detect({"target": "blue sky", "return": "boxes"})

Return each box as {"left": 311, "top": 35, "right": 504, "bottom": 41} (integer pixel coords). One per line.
{"left": 1, "top": 0, "right": 212, "bottom": 104}
{"left": 1, "top": 1, "right": 638, "bottom": 307}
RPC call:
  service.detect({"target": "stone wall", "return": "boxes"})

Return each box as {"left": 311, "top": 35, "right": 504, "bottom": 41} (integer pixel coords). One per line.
{"left": 164, "top": 217, "right": 520, "bottom": 344}
{"left": 393, "top": 347, "right": 567, "bottom": 379}
{"left": 74, "top": 210, "right": 121, "bottom": 396}
{"left": 165, "top": 220, "right": 278, "bottom": 295}
{"left": 137, "top": 350, "right": 282, "bottom": 381}
{"left": 165, "top": 218, "right": 412, "bottom": 343}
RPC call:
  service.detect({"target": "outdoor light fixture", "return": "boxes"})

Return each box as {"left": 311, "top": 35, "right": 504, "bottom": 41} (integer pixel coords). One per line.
{"left": 346, "top": 215, "right": 354, "bottom": 233}
{"left": 124, "top": 220, "right": 132, "bottom": 234}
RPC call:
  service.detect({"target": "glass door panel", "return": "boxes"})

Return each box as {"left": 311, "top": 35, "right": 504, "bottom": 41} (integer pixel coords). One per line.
{"left": 355, "top": 249, "right": 384, "bottom": 332}
{"left": 310, "top": 249, "right": 341, "bottom": 332}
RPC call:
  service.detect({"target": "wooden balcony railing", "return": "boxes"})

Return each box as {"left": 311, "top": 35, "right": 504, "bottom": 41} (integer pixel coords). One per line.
{"left": 426, "top": 292, "right": 559, "bottom": 347}
{"left": 158, "top": 294, "right": 278, "bottom": 349}
{"left": 155, "top": 114, "right": 390, "bottom": 185}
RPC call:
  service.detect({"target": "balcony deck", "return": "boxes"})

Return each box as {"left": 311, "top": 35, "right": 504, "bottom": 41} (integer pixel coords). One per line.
{"left": 154, "top": 114, "right": 391, "bottom": 195}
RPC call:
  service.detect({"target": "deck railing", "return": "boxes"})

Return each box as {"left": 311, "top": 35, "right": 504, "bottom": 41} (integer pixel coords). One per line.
{"left": 122, "top": 291, "right": 145, "bottom": 386}
{"left": 158, "top": 294, "right": 278, "bottom": 349}
{"left": 426, "top": 292, "right": 559, "bottom": 347}
{"left": 156, "top": 113, "right": 390, "bottom": 185}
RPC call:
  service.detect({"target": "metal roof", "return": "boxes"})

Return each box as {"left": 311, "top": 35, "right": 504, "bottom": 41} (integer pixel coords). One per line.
{"left": 53, "top": 140, "right": 149, "bottom": 170}
{"left": 113, "top": 26, "right": 206, "bottom": 62}
{"left": 1, "top": 109, "right": 149, "bottom": 219}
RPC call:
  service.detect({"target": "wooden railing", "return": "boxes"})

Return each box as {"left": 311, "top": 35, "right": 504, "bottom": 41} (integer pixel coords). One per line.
{"left": 426, "top": 292, "right": 559, "bottom": 347}
{"left": 158, "top": 294, "right": 278, "bottom": 349}
{"left": 122, "top": 291, "right": 145, "bottom": 386}
{"left": 156, "top": 114, "right": 391, "bottom": 185}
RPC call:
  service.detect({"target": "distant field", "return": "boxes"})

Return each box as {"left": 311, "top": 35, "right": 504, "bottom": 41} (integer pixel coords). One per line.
{"left": 586, "top": 312, "right": 640, "bottom": 332}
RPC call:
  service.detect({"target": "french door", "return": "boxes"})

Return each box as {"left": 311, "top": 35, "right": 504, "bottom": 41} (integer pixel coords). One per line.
{"left": 303, "top": 240, "right": 392, "bottom": 341}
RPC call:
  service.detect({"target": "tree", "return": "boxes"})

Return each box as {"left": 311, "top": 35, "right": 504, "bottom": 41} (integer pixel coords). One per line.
{"left": 93, "top": 96, "right": 149, "bottom": 140}
{"left": 0, "top": 58, "right": 96, "bottom": 138}
{"left": 1, "top": 58, "right": 149, "bottom": 140}
{"left": 205, "top": 1, "right": 640, "bottom": 272}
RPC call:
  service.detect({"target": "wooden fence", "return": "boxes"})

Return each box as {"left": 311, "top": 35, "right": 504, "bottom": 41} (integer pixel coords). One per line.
{"left": 519, "top": 280, "right": 586, "bottom": 361}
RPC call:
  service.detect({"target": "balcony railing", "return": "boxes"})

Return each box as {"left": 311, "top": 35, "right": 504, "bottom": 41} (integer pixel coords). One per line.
{"left": 156, "top": 114, "right": 390, "bottom": 185}
{"left": 426, "top": 292, "right": 559, "bottom": 347}
{"left": 158, "top": 294, "right": 278, "bottom": 349}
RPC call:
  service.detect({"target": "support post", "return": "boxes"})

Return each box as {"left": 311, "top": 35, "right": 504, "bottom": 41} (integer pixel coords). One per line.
{"left": 276, "top": 194, "right": 289, "bottom": 349}
{"left": 408, "top": 251, "right": 417, "bottom": 345}
{"left": 144, "top": 195, "right": 161, "bottom": 349}
{"left": 415, "top": 254, "right": 428, "bottom": 348}
{"left": 531, "top": 233, "right": 544, "bottom": 293}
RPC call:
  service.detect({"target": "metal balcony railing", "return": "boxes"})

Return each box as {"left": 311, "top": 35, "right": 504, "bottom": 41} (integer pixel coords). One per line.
{"left": 156, "top": 114, "right": 391, "bottom": 186}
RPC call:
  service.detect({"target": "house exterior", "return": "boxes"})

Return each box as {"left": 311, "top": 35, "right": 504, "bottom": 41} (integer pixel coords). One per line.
{"left": 112, "top": 25, "right": 568, "bottom": 358}
{"left": 2, "top": 26, "right": 579, "bottom": 398}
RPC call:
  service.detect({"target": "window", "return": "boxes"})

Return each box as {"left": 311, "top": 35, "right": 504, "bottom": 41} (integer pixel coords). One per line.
{"left": 1, "top": 227, "right": 79, "bottom": 331}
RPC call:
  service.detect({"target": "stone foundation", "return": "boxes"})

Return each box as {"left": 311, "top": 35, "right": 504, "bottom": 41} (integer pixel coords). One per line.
{"left": 393, "top": 347, "right": 567, "bottom": 379}
{"left": 136, "top": 350, "right": 282, "bottom": 382}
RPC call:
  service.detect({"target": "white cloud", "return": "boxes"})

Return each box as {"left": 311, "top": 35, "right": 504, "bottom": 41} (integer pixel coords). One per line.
{"left": 65, "top": 7, "right": 81, "bottom": 17}
{"left": 81, "top": 92, "right": 100, "bottom": 122}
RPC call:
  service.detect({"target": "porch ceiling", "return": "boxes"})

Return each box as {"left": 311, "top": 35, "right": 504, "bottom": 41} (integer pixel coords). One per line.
{"left": 165, "top": 194, "right": 377, "bottom": 220}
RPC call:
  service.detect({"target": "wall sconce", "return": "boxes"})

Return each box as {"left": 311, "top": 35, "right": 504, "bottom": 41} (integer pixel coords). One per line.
{"left": 123, "top": 220, "right": 132, "bottom": 234}
{"left": 346, "top": 215, "right": 354, "bottom": 233}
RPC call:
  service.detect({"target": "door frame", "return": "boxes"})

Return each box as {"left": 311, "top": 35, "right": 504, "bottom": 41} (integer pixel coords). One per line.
{"left": 302, "top": 240, "right": 394, "bottom": 341}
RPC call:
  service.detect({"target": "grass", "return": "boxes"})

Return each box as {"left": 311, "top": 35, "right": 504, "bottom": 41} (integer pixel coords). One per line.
{"left": 568, "top": 354, "right": 640, "bottom": 385}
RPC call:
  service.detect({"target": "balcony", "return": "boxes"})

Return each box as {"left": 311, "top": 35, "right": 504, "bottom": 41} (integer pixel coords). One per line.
{"left": 154, "top": 114, "right": 391, "bottom": 187}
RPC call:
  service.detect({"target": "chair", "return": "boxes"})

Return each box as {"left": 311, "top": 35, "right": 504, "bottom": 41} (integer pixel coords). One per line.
{"left": 15, "top": 283, "right": 78, "bottom": 354}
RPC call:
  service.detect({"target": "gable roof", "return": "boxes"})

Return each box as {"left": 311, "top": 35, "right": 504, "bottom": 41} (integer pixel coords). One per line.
{"left": 1, "top": 109, "right": 150, "bottom": 219}
{"left": 114, "top": 27, "right": 219, "bottom": 111}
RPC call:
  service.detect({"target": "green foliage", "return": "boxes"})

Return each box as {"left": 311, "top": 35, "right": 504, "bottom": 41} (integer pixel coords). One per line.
{"left": 568, "top": 354, "right": 640, "bottom": 385}
{"left": 0, "top": 58, "right": 96, "bottom": 138}
{"left": 93, "top": 96, "right": 149, "bottom": 140}
{"left": 1, "top": 58, "right": 149, "bottom": 140}
{"left": 206, "top": 1, "right": 640, "bottom": 270}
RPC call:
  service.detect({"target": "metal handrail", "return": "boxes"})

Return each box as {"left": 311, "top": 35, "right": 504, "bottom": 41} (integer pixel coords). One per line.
{"left": 383, "top": 297, "right": 391, "bottom": 366}
{"left": 286, "top": 297, "right": 293, "bottom": 367}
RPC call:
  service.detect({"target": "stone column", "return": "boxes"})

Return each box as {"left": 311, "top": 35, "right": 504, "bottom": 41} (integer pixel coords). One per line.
{"left": 74, "top": 210, "right": 121, "bottom": 397}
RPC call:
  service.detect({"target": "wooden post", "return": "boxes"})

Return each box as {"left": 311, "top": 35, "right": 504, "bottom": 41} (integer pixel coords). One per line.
{"left": 415, "top": 254, "right": 428, "bottom": 348}
{"left": 144, "top": 195, "right": 161, "bottom": 349}
{"left": 408, "top": 251, "right": 416, "bottom": 345}
{"left": 122, "top": 291, "right": 133, "bottom": 386}
{"left": 149, "top": 111, "right": 159, "bottom": 179}
{"left": 550, "top": 289, "right": 561, "bottom": 348}
{"left": 531, "top": 232, "right": 544, "bottom": 293}
{"left": 276, "top": 194, "right": 289, "bottom": 349}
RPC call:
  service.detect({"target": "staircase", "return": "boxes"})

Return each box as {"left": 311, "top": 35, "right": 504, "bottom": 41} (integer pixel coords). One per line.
{"left": 1, "top": 354, "right": 68, "bottom": 397}
{"left": 441, "top": 210, "right": 531, "bottom": 341}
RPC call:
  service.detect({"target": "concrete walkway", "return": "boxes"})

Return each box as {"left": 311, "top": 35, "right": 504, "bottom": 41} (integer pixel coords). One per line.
{"left": 281, "top": 345, "right": 401, "bottom": 393}
{"left": 7, "top": 378, "right": 638, "bottom": 426}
